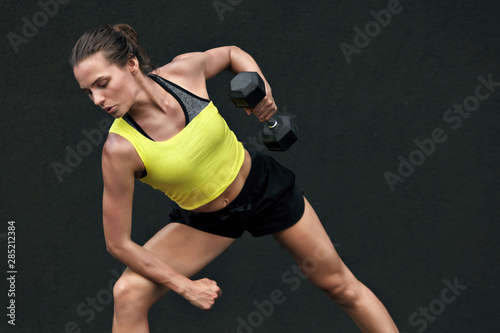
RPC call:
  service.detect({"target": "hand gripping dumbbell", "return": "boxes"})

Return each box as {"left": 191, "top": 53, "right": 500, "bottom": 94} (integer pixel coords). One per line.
{"left": 230, "top": 72, "right": 298, "bottom": 151}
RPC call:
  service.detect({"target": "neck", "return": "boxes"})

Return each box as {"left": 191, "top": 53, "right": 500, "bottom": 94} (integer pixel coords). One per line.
{"left": 127, "top": 73, "right": 167, "bottom": 119}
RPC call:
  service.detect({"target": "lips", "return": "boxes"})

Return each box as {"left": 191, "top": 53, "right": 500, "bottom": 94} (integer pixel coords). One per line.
{"left": 104, "top": 106, "right": 116, "bottom": 114}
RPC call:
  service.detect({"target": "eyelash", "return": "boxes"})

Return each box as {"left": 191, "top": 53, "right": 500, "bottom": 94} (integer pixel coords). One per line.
{"left": 87, "top": 82, "right": 108, "bottom": 96}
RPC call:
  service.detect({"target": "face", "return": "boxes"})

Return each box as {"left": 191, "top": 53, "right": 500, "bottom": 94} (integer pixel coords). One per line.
{"left": 73, "top": 52, "right": 139, "bottom": 118}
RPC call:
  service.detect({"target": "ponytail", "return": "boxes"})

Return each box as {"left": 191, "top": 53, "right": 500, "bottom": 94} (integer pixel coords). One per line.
{"left": 70, "top": 24, "right": 155, "bottom": 74}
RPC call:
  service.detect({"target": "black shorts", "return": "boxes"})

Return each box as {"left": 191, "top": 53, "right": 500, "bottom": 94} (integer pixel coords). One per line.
{"left": 168, "top": 148, "right": 305, "bottom": 238}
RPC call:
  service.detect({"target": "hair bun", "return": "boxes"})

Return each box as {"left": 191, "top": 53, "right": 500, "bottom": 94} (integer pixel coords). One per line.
{"left": 113, "top": 23, "right": 139, "bottom": 45}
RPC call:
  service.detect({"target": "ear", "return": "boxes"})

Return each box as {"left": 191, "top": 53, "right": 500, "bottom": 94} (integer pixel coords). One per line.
{"left": 127, "top": 55, "right": 140, "bottom": 75}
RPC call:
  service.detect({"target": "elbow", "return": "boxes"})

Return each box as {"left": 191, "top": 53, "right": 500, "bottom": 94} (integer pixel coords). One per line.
{"left": 228, "top": 45, "right": 243, "bottom": 58}
{"left": 227, "top": 46, "right": 246, "bottom": 73}
{"left": 106, "top": 240, "right": 128, "bottom": 258}
{"left": 106, "top": 241, "right": 118, "bottom": 257}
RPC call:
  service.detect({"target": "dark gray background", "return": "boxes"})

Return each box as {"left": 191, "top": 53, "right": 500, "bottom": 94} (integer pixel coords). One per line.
{"left": 1, "top": 0, "right": 499, "bottom": 332}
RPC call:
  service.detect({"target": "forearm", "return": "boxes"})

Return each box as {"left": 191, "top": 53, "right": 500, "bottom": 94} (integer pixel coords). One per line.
{"left": 109, "top": 241, "right": 190, "bottom": 295}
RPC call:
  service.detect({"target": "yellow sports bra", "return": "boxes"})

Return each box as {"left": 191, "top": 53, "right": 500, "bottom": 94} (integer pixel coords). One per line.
{"left": 109, "top": 74, "right": 245, "bottom": 210}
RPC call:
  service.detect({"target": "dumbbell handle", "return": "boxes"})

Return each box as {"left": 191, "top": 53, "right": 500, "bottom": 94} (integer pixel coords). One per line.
{"left": 229, "top": 71, "right": 281, "bottom": 128}
{"left": 230, "top": 71, "right": 298, "bottom": 151}
{"left": 267, "top": 117, "right": 278, "bottom": 129}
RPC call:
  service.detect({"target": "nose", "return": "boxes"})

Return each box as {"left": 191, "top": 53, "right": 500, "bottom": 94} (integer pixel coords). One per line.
{"left": 93, "top": 91, "right": 105, "bottom": 107}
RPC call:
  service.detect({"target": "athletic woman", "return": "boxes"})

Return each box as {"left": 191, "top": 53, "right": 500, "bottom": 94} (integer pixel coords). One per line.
{"left": 70, "top": 24, "right": 398, "bottom": 332}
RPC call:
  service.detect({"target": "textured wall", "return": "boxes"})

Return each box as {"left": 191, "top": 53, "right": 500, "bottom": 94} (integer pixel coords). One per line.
{"left": 1, "top": 0, "right": 499, "bottom": 332}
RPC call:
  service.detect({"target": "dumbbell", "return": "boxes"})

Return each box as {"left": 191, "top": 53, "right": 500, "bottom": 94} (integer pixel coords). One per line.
{"left": 230, "top": 72, "right": 298, "bottom": 151}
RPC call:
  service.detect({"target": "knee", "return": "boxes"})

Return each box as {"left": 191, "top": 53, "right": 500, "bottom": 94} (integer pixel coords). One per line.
{"left": 113, "top": 274, "right": 151, "bottom": 313}
{"left": 318, "top": 274, "right": 363, "bottom": 308}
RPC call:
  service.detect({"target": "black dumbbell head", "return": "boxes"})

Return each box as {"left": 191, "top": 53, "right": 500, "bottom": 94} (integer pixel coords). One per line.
{"left": 260, "top": 115, "right": 298, "bottom": 151}
{"left": 230, "top": 72, "right": 266, "bottom": 108}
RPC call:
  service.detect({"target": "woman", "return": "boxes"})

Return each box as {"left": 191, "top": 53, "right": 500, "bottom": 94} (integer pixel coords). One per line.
{"left": 70, "top": 24, "right": 398, "bottom": 332}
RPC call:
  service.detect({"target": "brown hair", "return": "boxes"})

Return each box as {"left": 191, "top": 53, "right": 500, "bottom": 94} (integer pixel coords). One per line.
{"left": 69, "top": 24, "right": 155, "bottom": 73}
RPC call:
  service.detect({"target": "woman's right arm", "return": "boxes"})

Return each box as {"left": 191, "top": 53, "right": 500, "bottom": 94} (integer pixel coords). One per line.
{"left": 101, "top": 135, "right": 220, "bottom": 309}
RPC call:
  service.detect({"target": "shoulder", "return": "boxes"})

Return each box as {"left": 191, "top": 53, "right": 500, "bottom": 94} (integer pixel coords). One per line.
{"left": 101, "top": 133, "right": 138, "bottom": 194}
{"left": 150, "top": 46, "right": 238, "bottom": 95}
{"left": 153, "top": 46, "right": 238, "bottom": 79}
{"left": 102, "top": 133, "right": 141, "bottom": 174}
{"left": 154, "top": 52, "right": 205, "bottom": 78}
{"left": 103, "top": 132, "right": 134, "bottom": 157}
{"left": 152, "top": 52, "right": 211, "bottom": 97}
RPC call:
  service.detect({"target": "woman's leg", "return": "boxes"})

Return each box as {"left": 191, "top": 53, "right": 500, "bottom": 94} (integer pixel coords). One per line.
{"left": 272, "top": 197, "right": 398, "bottom": 333}
{"left": 112, "top": 222, "right": 235, "bottom": 333}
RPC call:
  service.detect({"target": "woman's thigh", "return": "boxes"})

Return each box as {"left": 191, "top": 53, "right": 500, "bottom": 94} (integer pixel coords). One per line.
{"left": 116, "top": 222, "right": 236, "bottom": 304}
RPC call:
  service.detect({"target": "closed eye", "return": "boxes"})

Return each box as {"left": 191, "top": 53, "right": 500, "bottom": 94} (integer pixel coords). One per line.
{"left": 84, "top": 82, "right": 107, "bottom": 96}
{"left": 79, "top": 76, "right": 109, "bottom": 96}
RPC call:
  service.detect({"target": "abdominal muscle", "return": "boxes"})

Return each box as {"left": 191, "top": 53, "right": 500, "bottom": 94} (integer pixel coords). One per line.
{"left": 191, "top": 149, "right": 252, "bottom": 213}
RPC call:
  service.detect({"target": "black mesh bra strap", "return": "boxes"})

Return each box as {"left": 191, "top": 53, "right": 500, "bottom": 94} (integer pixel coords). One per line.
{"left": 149, "top": 75, "right": 189, "bottom": 126}
{"left": 121, "top": 74, "right": 211, "bottom": 144}
{"left": 148, "top": 74, "right": 210, "bottom": 124}
{"left": 123, "top": 113, "right": 154, "bottom": 141}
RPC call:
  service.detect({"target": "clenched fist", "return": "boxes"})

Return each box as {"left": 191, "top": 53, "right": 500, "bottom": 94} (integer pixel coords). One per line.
{"left": 183, "top": 278, "right": 222, "bottom": 310}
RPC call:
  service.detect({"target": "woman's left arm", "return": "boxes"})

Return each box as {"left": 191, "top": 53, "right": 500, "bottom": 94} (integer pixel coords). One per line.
{"left": 202, "top": 46, "right": 263, "bottom": 79}
{"left": 171, "top": 46, "right": 277, "bottom": 122}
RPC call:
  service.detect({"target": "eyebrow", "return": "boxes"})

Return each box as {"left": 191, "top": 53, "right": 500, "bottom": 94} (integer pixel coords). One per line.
{"left": 80, "top": 76, "right": 106, "bottom": 90}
